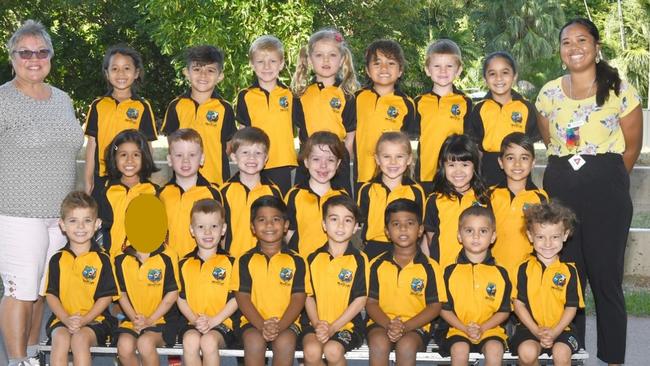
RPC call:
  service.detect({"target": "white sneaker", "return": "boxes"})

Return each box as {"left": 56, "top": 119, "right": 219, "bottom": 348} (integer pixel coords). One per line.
{"left": 27, "top": 357, "right": 40, "bottom": 366}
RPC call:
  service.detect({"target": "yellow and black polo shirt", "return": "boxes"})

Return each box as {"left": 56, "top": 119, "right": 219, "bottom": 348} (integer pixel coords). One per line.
{"left": 490, "top": 180, "right": 548, "bottom": 277}
{"left": 44, "top": 243, "right": 118, "bottom": 328}
{"left": 230, "top": 245, "right": 309, "bottom": 328}
{"left": 353, "top": 88, "right": 415, "bottom": 183}
{"left": 84, "top": 95, "right": 158, "bottom": 177}
{"left": 442, "top": 250, "right": 511, "bottom": 343}
{"left": 305, "top": 243, "right": 368, "bottom": 332}
{"left": 179, "top": 248, "right": 235, "bottom": 330}
{"left": 161, "top": 90, "right": 237, "bottom": 185}
{"left": 236, "top": 81, "right": 297, "bottom": 169}
{"left": 514, "top": 257, "right": 584, "bottom": 329}
{"left": 358, "top": 176, "right": 425, "bottom": 244}
{"left": 294, "top": 80, "right": 355, "bottom": 142}
{"left": 159, "top": 173, "right": 222, "bottom": 258}
{"left": 368, "top": 249, "right": 445, "bottom": 332}
{"left": 424, "top": 189, "right": 488, "bottom": 268}
{"left": 412, "top": 87, "right": 472, "bottom": 183}
{"left": 220, "top": 173, "right": 283, "bottom": 257}
{"left": 114, "top": 245, "right": 178, "bottom": 331}
{"left": 466, "top": 91, "right": 538, "bottom": 153}
{"left": 97, "top": 180, "right": 159, "bottom": 258}
{"left": 285, "top": 183, "right": 348, "bottom": 256}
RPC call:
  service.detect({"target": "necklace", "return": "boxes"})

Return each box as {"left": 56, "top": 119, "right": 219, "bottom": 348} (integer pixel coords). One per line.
{"left": 568, "top": 76, "right": 596, "bottom": 99}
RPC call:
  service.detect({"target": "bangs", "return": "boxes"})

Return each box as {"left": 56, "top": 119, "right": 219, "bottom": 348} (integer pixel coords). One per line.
{"left": 445, "top": 144, "right": 474, "bottom": 162}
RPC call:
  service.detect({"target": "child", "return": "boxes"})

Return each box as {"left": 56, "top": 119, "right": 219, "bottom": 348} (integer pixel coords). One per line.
{"left": 353, "top": 39, "right": 415, "bottom": 186}
{"left": 366, "top": 199, "right": 445, "bottom": 366}
{"left": 159, "top": 129, "right": 222, "bottom": 258}
{"left": 412, "top": 39, "right": 472, "bottom": 195}
{"left": 161, "top": 45, "right": 237, "bottom": 186}
{"left": 466, "top": 52, "right": 539, "bottom": 186}
{"left": 423, "top": 134, "right": 490, "bottom": 268}
{"left": 490, "top": 132, "right": 548, "bottom": 277}
{"left": 357, "top": 131, "right": 425, "bottom": 260}
{"left": 220, "top": 127, "right": 282, "bottom": 258}
{"left": 236, "top": 35, "right": 296, "bottom": 195}
{"left": 98, "top": 129, "right": 159, "bottom": 258}
{"left": 302, "top": 195, "right": 368, "bottom": 365}
{"left": 285, "top": 131, "right": 348, "bottom": 257}
{"left": 230, "top": 195, "right": 309, "bottom": 366}
{"left": 44, "top": 191, "right": 118, "bottom": 366}
{"left": 291, "top": 28, "right": 359, "bottom": 195}
{"left": 440, "top": 206, "right": 511, "bottom": 366}
{"left": 178, "top": 199, "right": 237, "bottom": 366}
{"left": 510, "top": 201, "right": 584, "bottom": 366}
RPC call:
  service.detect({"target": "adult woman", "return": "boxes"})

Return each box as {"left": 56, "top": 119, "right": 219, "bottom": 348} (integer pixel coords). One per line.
{"left": 536, "top": 18, "right": 642, "bottom": 366}
{"left": 0, "top": 20, "right": 83, "bottom": 365}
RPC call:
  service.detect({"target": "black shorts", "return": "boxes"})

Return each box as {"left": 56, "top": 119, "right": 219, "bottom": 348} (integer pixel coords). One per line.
{"left": 179, "top": 323, "right": 236, "bottom": 348}
{"left": 439, "top": 334, "right": 506, "bottom": 357}
{"left": 366, "top": 323, "right": 430, "bottom": 351}
{"left": 114, "top": 322, "right": 179, "bottom": 347}
{"left": 509, "top": 324, "right": 580, "bottom": 356}
{"left": 301, "top": 326, "right": 363, "bottom": 352}
{"left": 47, "top": 320, "right": 112, "bottom": 346}
{"left": 236, "top": 322, "right": 301, "bottom": 347}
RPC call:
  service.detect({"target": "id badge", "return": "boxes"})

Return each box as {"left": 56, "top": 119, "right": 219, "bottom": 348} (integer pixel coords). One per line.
{"left": 569, "top": 154, "right": 586, "bottom": 171}
{"left": 567, "top": 120, "right": 585, "bottom": 130}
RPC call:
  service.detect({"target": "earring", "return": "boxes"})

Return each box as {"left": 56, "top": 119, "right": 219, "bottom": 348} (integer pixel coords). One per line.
{"left": 561, "top": 63, "right": 567, "bottom": 70}
{"left": 595, "top": 54, "right": 601, "bottom": 63}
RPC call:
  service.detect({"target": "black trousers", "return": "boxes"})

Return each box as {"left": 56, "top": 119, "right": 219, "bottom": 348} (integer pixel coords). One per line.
{"left": 543, "top": 153, "right": 630, "bottom": 364}
{"left": 262, "top": 166, "right": 295, "bottom": 196}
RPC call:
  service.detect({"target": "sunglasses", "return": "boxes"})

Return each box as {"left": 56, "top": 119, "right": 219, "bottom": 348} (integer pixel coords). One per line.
{"left": 12, "top": 49, "right": 51, "bottom": 60}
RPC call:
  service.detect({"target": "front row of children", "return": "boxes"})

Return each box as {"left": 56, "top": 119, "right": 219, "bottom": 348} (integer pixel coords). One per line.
{"left": 45, "top": 188, "right": 582, "bottom": 366}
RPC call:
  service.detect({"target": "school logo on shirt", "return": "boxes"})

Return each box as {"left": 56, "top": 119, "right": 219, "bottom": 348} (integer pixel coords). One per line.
{"left": 82, "top": 266, "right": 97, "bottom": 282}
{"left": 338, "top": 269, "right": 353, "bottom": 284}
{"left": 330, "top": 97, "right": 342, "bottom": 110}
{"left": 279, "top": 96, "right": 289, "bottom": 110}
{"left": 206, "top": 110, "right": 219, "bottom": 124}
{"left": 486, "top": 282, "right": 497, "bottom": 298}
{"left": 511, "top": 111, "right": 523, "bottom": 123}
{"left": 386, "top": 106, "right": 399, "bottom": 120}
{"left": 552, "top": 272, "right": 567, "bottom": 288}
{"left": 212, "top": 267, "right": 226, "bottom": 281}
{"left": 126, "top": 108, "right": 139, "bottom": 121}
{"left": 147, "top": 269, "right": 162, "bottom": 283}
{"left": 279, "top": 267, "right": 293, "bottom": 283}
{"left": 410, "top": 278, "right": 424, "bottom": 294}
{"left": 451, "top": 104, "right": 461, "bottom": 116}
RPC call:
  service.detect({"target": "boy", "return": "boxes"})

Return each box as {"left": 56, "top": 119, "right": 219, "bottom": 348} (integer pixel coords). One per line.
{"left": 162, "top": 45, "right": 237, "bottom": 186}
{"left": 236, "top": 35, "right": 296, "bottom": 194}
{"left": 220, "top": 127, "right": 282, "bottom": 258}
{"left": 510, "top": 201, "right": 583, "bottom": 366}
{"left": 44, "top": 191, "right": 118, "bottom": 366}
{"left": 440, "top": 206, "right": 511, "bottom": 366}
{"left": 412, "top": 39, "right": 472, "bottom": 194}
{"left": 302, "top": 195, "right": 368, "bottom": 366}
{"left": 159, "top": 128, "right": 223, "bottom": 259}
{"left": 178, "top": 199, "right": 238, "bottom": 366}
{"left": 366, "top": 199, "right": 445, "bottom": 366}
{"left": 230, "top": 195, "right": 308, "bottom": 366}
{"left": 490, "top": 132, "right": 547, "bottom": 278}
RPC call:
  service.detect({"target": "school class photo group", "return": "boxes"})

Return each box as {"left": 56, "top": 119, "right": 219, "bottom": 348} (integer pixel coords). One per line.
{"left": 1, "top": 14, "right": 643, "bottom": 366}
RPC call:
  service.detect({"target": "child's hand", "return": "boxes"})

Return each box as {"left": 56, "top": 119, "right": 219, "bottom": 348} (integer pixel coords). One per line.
{"left": 387, "top": 317, "right": 405, "bottom": 342}
{"left": 195, "top": 314, "right": 210, "bottom": 334}
{"left": 133, "top": 314, "right": 147, "bottom": 332}
{"left": 315, "top": 321, "right": 330, "bottom": 343}
{"left": 262, "top": 318, "right": 279, "bottom": 342}
{"left": 65, "top": 314, "right": 82, "bottom": 333}
{"left": 466, "top": 322, "right": 481, "bottom": 341}
{"left": 539, "top": 327, "right": 556, "bottom": 348}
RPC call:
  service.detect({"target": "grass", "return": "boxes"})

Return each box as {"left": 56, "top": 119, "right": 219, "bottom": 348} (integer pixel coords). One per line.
{"left": 584, "top": 286, "right": 650, "bottom": 317}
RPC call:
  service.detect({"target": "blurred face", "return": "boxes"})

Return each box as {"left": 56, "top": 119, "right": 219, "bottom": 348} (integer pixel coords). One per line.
{"left": 443, "top": 159, "right": 474, "bottom": 193}
{"left": 310, "top": 39, "right": 343, "bottom": 81}
{"left": 385, "top": 211, "right": 423, "bottom": 249}
{"left": 116, "top": 142, "right": 142, "bottom": 179}
{"left": 251, "top": 206, "right": 288, "bottom": 245}
{"left": 167, "top": 140, "right": 203, "bottom": 179}
{"left": 250, "top": 50, "right": 284, "bottom": 85}
{"left": 375, "top": 141, "right": 412, "bottom": 181}
{"left": 366, "top": 51, "right": 402, "bottom": 89}
{"left": 183, "top": 62, "right": 223, "bottom": 94}
{"left": 59, "top": 208, "right": 101, "bottom": 246}
{"left": 230, "top": 143, "right": 268, "bottom": 176}
{"left": 457, "top": 214, "right": 496, "bottom": 256}
{"left": 560, "top": 23, "right": 599, "bottom": 73}
{"left": 527, "top": 222, "right": 569, "bottom": 263}
{"left": 484, "top": 57, "right": 516, "bottom": 99}
{"left": 106, "top": 53, "right": 140, "bottom": 92}
{"left": 11, "top": 35, "right": 52, "bottom": 85}
{"left": 190, "top": 212, "right": 227, "bottom": 250}
{"left": 323, "top": 205, "right": 358, "bottom": 245}
{"left": 498, "top": 144, "right": 534, "bottom": 183}
{"left": 305, "top": 144, "right": 341, "bottom": 184}
{"left": 425, "top": 53, "right": 462, "bottom": 89}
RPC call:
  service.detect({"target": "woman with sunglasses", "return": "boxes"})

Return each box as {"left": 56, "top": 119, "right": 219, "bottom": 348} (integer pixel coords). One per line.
{"left": 0, "top": 20, "right": 83, "bottom": 366}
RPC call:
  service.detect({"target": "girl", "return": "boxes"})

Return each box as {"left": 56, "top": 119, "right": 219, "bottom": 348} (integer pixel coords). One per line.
{"left": 98, "top": 129, "right": 159, "bottom": 258}
{"left": 291, "top": 28, "right": 359, "bottom": 195}
{"left": 466, "top": 52, "right": 538, "bottom": 186}
{"left": 423, "top": 134, "right": 490, "bottom": 268}
{"left": 285, "top": 131, "right": 348, "bottom": 257}
{"left": 357, "top": 131, "right": 424, "bottom": 260}
{"left": 84, "top": 45, "right": 157, "bottom": 202}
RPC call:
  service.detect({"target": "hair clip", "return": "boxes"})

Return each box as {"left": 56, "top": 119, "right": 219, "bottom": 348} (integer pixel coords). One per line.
{"left": 334, "top": 33, "right": 344, "bottom": 43}
{"left": 113, "top": 144, "right": 119, "bottom": 150}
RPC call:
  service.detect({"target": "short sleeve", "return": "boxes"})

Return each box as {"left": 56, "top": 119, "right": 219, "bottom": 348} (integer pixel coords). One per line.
{"left": 291, "top": 255, "right": 307, "bottom": 294}
{"left": 161, "top": 99, "right": 181, "bottom": 135}
{"left": 368, "top": 259, "right": 382, "bottom": 300}
{"left": 423, "top": 194, "right": 440, "bottom": 233}
{"left": 44, "top": 252, "right": 63, "bottom": 297}
{"left": 423, "top": 261, "right": 440, "bottom": 304}
{"left": 619, "top": 81, "right": 641, "bottom": 118}
{"left": 349, "top": 253, "right": 368, "bottom": 299}
{"left": 232, "top": 254, "right": 252, "bottom": 293}
{"left": 84, "top": 99, "right": 100, "bottom": 137}
{"left": 565, "top": 263, "right": 585, "bottom": 308}
{"left": 441, "top": 265, "right": 456, "bottom": 311}
{"left": 114, "top": 255, "right": 127, "bottom": 293}
{"left": 178, "top": 258, "right": 188, "bottom": 299}
{"left": 535, "top": 83, "right": 554, "bottom": 118}
{"left": 161, "top": 254, "right": 179, "bottom": 294}
{"left": 221, "top": 100, "right": 237, "bottom": 142}
{"left": 139, "top": 99, "right": 158, "bottom": 140}
{"left": 284, "top": 189, "right": 299, "bottom": 231}
{"left": 235, "top": 90, "right": 251, "bottom": 126}
{"left": 94, "top": 253, "right": 119, "bottom": 299}
{"left": 342, "top": 93, "right": 356, "bottom": 132}
{"left": 496, "top": 266, "right": 512, "bottom": 312}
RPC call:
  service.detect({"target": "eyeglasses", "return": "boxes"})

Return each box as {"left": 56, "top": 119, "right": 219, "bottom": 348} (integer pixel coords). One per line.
{"left": 12, "top": 49, "right": 51, "bottom": 60}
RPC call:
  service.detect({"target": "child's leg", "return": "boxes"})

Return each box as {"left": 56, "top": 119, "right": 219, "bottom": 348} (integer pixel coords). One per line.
{"left": 199, "top": 330, "right": 225, "bottom": 366}
{"left": 241, "top": 327, "right": 266, "bottom": 366}
{"left": 481, "top": 339, "right": 504, "bottom": 366}
{"left": 182, "top": 329, "right": 202, "bottom": 366}
{"left": 394, "top": 331, "right": 424, "bottom": 366}
{"left": 323, "top": 340, "right": 346, "bottom": 366}
{"left": 270, "top": 328, "right": 297, "bottom": 366}
{"left": 301, "top": 333, "right": 325, "bottom": 366}
{"left": 50, "top": 327, "right": 71, "bottom": 366}
{"left": 449, "top": 341, "right": 470, "bottom": 366}
{"left": 117, "top": 332, "right": 139, "bottom": 366}
{"left": 551, "top": 342, "right": 572, "bottom": 366}
{"left": 517, "top": 340, "right": 541, "bottom": 366}
{"left": 136, "top": 331, "right": 164, "bottom": 366}
{"left": 367, "top": 326, "right": 391, "bottom": 366}
{"left": 70, "top": 326, "right": 97, "bottom": 366}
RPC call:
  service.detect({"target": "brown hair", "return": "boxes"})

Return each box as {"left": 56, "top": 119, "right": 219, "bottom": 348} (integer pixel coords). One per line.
{"left": 374, "top": 131, "right": 413, "bottom": 179}
{"left": 298, "top": 131, "right": 346, "bottom": 164}
{"left": 230, "top": 127, "right": 270, "bottom": 153}
{"left": 458, "top": 206, "right": 496, "bottom": 230}
{"left": 425, "top": 38, "right": 462, "bottom": 66}
{"left": 524, "top": 201, "right": 577, "bottom": 234}
{"left": 190, "top": 199, "right": 225, "bottom": 223}
{"left": 60, "top": 191, "right": 98, "bottom": 219}
{"left": 248, "top": 35, "right": 284, "bottom": 61}
{"left": 167, "top": 128, "right": 203, "bottom": 152}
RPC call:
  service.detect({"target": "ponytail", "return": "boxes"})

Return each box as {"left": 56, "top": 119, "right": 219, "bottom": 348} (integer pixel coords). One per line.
{"left": 339, "top": 46, "right": 360, "bottom": 96}
{"left": 291, "top": 45, "right": 310, "bottom": 96}
{"left": 595, "top": 59, "right": 621, "bottom": 107}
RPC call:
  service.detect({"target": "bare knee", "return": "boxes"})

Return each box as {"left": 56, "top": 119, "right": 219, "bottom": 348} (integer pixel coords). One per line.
{"left": 323, "top": 340, "right": 345, "bottom": 363}
{"left": 302, "top": 335, "right": 324, "bottom": 364}
{"left": 136, "top": 333, "right": 159, "bottom": 355}
{"left": 199, "top": 332, "right": 222, "bottom": 354}
{"left": 552, "top": 342, "right": 572, "bottom": 366}
{"left": 517, "top": 340, "right": 541, "bottom": 366}
{"left": 450, "top": 341, "right": 470, "bottom": 365}
{"left": 482, "top": 340, "right": 504, "bottom": 366}
{"left": 242, "top": 328, "right": 266, "bottom": 354}
{"left": 117, "top": 334, "right": 137, "bottom": 357}
{"left": 183, "top": 330, "right": 201, "bottom": 353}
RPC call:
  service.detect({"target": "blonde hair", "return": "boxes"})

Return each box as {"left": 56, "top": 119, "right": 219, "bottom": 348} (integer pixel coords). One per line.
{"left": 248, "top": 35, "right": 284, "bottom": 61}
{"left": 374, "top": 131, "right": 413, "bottom": 179}
{"left": 291, "top": 28, "right": 359, "bottom": 97}
{"left": 425, "top": 38, "right": 462, "bottom": 67}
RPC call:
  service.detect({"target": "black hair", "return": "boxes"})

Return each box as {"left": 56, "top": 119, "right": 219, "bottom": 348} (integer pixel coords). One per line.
{"left": 458, "top": 206, "right": 496, "bottom": 230}
{"left": 384, "top": 198, "right": 422, "bottom": 227}
{"left": 104, "top": 129, "right": 159, "bottom": 181}
{"left": 499, "top": 132, "right": 535, "bottom": 158}
{"left": 102, "top": 44, "right": 144, "bottom": 93}
{"left": 559, "top": 18, "right": 621, "bottom": 107}
{"left": 250, "top": 195, "right": 288, "bottom": 223}
{"left": 365, "top": 39, "right": 405, "bottom": 87}
{"left": 482, "top": 51, "right": 517, "bottom": 77}
{"left": 185, "top": 45, "right": 225, "bottom": 71}
{"left": 321, "top": 195, "right": 362, "bottom": 223}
